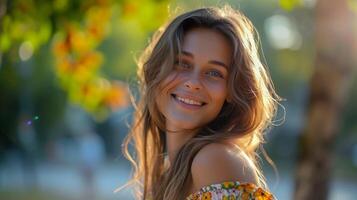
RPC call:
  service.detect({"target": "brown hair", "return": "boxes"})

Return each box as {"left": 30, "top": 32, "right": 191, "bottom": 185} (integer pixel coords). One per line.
{"left": 119, "top": 5, "right": 281, "bottom": 200}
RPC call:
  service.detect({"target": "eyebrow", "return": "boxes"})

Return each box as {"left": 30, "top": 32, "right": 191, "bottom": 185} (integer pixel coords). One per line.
{"left": 180, "top": 50, "right": 229, "bottom": 70}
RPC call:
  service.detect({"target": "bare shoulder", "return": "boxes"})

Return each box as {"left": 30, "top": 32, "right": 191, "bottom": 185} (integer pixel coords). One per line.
{"left": 191, "top": 142, "right": 258, "bottom": 191}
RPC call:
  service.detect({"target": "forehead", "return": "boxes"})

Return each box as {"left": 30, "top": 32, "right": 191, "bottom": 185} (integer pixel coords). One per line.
{"left": 181, "top": 28, "right": 232, "bottom": 65}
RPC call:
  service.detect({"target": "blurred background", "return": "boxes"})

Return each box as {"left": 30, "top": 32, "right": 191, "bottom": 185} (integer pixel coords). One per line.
{"left": 0, "top": 0, "right": 356, "bottom": 199}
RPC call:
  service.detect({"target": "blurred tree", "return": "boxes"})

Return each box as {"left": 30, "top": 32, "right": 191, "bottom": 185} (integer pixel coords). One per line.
{"left": 293, "top": 0, "right": 357, "bottom": 199}
{"left": 0, "top": 0, "right": 169, "bottom": 155}
{"left": 0, "top": 0, "right": 169, "bottom": 119}
{"left": 51, "top": 0, "right": 129, "bottom": 120}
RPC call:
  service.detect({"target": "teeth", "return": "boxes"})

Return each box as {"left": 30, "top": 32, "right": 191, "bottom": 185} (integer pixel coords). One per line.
{"left": 176, "top": 96, "right": 203, "bottom": 106}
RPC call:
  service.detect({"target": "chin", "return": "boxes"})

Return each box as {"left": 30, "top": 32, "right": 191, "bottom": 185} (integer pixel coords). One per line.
{"left": 172, "top": 119, "right": 206, "bottom": 132}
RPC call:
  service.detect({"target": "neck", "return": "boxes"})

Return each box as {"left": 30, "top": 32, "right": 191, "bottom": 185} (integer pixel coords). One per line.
{"left": 165, "top": 126, "right": 197, "bottom": 164}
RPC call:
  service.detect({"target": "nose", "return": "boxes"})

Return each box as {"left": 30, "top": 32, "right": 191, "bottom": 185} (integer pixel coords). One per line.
{"left": 184, "top": 73, "right": 202, "bottom": 90}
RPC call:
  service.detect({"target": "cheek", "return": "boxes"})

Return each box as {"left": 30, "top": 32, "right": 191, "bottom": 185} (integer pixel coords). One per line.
{"left": 158, "top": 72, "right": 187, "bottom": 100}
{"left": 156, "top": 73, "right": 176, "bottom": 99}
{"left": 160, "top": 71, "right": 179, "bottom": 87}
{"left": 205, "top": 81, "right": 227, "bottom": 103}
{"left": 156, "top": 73, "right": 180, "bottom": 110}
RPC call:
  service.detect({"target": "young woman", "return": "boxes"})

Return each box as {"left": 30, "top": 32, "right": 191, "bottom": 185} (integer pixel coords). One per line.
{"left": 121, "top": 5, "right": 280, "bottom": 200}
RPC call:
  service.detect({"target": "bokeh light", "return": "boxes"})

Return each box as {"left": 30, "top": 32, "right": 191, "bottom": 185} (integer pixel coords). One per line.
{"left": 19, "top": 41, "right": 34, "bottom": 61}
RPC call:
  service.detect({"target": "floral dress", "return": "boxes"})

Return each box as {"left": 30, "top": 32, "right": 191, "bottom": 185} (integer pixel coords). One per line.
{"left": 186, "top": 181, "right": 276, "bottom": 200}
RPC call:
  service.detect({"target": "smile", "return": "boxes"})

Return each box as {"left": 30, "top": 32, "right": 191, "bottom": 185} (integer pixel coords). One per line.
{"left": 171, "top": 94, "right": 207, "bottom": 107}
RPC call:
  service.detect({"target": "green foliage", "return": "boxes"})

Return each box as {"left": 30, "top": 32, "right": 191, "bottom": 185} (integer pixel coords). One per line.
{"left": 279, "top": 0, "right": 302, "bottom": 11}
{"left": 0, "top": 0, "right": 53, "bottom": 52}
{"left": 0, "top": 0, "right": 170, "bottom": 148}
{"left": 348, "top": 0, "right": 357, "bottom": 13}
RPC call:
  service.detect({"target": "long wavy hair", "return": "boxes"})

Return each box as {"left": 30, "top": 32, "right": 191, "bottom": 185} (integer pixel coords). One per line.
{"left": 119, "top": 5, "right": 282, "bottom": 200}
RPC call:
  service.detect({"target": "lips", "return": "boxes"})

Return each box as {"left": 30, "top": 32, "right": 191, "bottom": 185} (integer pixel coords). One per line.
{"left": 171, "top": 93, "right": 207, "bottom": 106}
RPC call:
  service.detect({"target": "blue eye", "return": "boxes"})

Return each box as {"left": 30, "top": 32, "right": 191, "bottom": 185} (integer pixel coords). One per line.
{"left": 207, "top": 70, "right": 224, "bottom": 78}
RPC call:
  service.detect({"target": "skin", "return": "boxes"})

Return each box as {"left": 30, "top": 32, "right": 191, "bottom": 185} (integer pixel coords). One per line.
{"left": 178, "top": 30, "right": 259, "bottom": 195}
{"left": 155, "top": 28, "right": 259, "bottom": 197}
{"left": 155, "top": 27, "right": 232, "bottom": 164}
{"left": 189, "top": 142, "right": 258, "bottom": 195}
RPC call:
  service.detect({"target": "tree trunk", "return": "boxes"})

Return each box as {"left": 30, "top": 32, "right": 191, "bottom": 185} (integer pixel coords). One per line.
{"left": 293, "top": 0, "right": 357, "bottom": 200}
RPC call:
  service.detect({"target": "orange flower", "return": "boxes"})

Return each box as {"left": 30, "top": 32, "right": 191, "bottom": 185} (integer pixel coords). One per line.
{"left": 69, "top": 29, "right": 93, "bottom": 54}
{"left": 103, "top": 82, "right": 129, "bottom": 109}
{"left": 222, "top": 181, "right": 235, "bottom": 189}
{"left": 189, "top": 193, "right": 200, "bottom": 200}
{"left": 240, "top": 192, "right": 251, "bottom": 200}
{"left": 236, "top": 183, "right": 257, "bottom": 200}
{"left": 254, "top": 188, "right": 274, "bottom": 200}
{"left": 201, "top": 192, "right": 212, "bottom": 200}
{"left": 53, "top": 41, "right": 69, "bottom": 58}
{"left": 237, "top": 183, "right": 256, "bottom": 193}
{"left": 122, "top": 2, "right": 138, "bottom": 17}
{"left": 85, "top": 6, "right": 111, "bottom": 40}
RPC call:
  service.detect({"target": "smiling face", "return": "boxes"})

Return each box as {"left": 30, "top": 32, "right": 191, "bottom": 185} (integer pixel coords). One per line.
{"left": 155, "top": 28, "right": 232, "bottom": 133}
